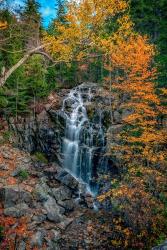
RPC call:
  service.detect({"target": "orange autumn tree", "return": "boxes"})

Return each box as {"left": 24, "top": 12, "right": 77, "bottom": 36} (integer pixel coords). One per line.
{"left": 43, "top": 0, "right": 129, "bottom": 62}
{"left": 101, "top": 34, "right": 167, "bottom": 167}
{"left": 98, "top": 25, "right": 167, "bottom": 249}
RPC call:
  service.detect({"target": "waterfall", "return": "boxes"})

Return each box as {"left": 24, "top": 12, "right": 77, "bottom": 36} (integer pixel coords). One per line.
{"left": 61, "top": 83, "right": 106, "bottom": 194}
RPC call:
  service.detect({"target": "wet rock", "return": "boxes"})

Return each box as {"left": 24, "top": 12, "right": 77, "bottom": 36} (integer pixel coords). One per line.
{"left": 44, "top": 196, "right": 65, "bottom": 223}
{"left": 4, "top": 203, "right": 29, "bottom": 217}
{"left": 55, "top": 171, "right": 78, "bottom": 190}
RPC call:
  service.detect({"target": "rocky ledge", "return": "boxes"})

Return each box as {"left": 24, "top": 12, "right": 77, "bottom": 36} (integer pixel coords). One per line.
{"left": 0, "top": 144, "right": 98, "bottom": 250}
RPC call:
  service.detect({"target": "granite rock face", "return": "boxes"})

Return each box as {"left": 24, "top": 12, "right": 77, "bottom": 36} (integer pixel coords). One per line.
{"left": 8, "top": 84, "right": 119, "bottom": 182}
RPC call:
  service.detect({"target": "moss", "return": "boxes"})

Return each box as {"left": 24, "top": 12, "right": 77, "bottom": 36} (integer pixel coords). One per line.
{"left": 3, "top": 130, "right": 12, "bottom": 141}
{"left": 0, "top": 130, "right": 13, "bottom": 144}
{"left": 18, "top": 169, "right": 29, "bottom": 181}
{"left": 33, "top": 152, "right": 48, "bottom": 164}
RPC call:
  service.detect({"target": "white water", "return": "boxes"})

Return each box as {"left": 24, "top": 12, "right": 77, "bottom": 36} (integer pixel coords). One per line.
{"left": 61, "top": 83, "right": 105, "bottom": 194}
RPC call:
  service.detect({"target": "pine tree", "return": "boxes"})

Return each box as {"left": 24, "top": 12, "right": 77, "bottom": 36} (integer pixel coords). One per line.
{"left": 56, "top": 0, "right": 66, "bottom": 24}
{"left": 21, "top": 0, "right": 41, "bottom": 49}
{"left": 130, "top": 0, "right": 167, "bottom": 88}
{"left": 47, "top": 0, "right": 67, "bottom": 36}
{"left": 0, "top": 2, "right": 53, "bottom": 116}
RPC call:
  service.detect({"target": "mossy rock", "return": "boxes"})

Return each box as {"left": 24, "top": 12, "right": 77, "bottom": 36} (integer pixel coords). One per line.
{"left": 33, "top": 152, "right": 48, "bottom": 164}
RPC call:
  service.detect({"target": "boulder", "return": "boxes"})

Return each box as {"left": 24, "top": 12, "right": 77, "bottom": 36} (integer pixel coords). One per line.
{"left": 44, "top": 196, "right": 65, "bottom": 223}
{"left": 34, "top": 182, "right": 50, "bottom": 202}
{"left": 0, "top": 186, "right": 32, "bottom": 208}
{"left": 52, "top": 186, "right": 72, "bottom": 201}
{"left": 121, "top": 108, "right": 133, "bottom": 120}
{"left": 108, "top": 124, "right": 123, "bottom": 135}
{"left": 85, "top": 195, "right": 94, "bottom": 209}
{"left": 4, "top": 203, "right": 29, "bottom": 217}
{"left": 58, "top": 200, "right": 75, "bottom": 212}
{"left": 55, "top": 171, "right": 78, "bottom": 190}
{"left": 32, "top": 214, "right": 47, "bottom": 224}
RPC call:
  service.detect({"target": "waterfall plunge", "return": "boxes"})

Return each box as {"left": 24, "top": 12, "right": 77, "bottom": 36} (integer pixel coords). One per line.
{"left": 62, "top": 83, "right": 106, "bottom": 194}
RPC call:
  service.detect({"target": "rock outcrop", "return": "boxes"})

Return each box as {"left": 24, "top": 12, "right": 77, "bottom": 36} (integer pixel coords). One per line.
{"left": 0, "top": 144, "right": 97, "bottom": 249}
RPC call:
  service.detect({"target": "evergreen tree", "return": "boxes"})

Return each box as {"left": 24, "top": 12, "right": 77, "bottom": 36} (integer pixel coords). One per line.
{"left": 0, "top": 1, "right": 56, "bottom": 116}
{"left": 56, "top": 0, "right": 66, "bottom": 24}
{"left": 47, "top": 0, "right": 67, "bottom": 36}
{"left": 130, "top": 0, "right": 167, "bottom": 88}
{"left": 21, "top": 0, "right": 41, "bottom": 48}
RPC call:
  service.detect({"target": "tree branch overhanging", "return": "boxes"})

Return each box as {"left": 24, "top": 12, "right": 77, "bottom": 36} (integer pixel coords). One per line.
{"left": 0, "top": 43, "right": 53, "bottom": 87}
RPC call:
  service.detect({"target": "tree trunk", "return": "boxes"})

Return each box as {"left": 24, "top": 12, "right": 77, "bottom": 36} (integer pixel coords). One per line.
{"left": 0, "top": 43, "right": 53, "bottom": 87}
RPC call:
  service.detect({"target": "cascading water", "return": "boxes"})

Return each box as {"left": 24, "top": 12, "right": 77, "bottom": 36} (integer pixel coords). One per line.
{"left": 61, "top": 83, "right": 106, "bottom": 194}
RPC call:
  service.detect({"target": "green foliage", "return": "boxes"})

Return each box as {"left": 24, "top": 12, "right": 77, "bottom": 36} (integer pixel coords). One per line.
{"left": 56, "top": 0, "right": 67, "bottom": 24}
{"left": 0, "top": 96, "right": 8, "bottom": 108}
{"left": 111, "top": 180, "right": 120, "bottom": 189}
{"left": 18, "top": 169, "right": 29, "bottom": 181}
{"left": 0, "top": 225, "right": 4, "bottom": 242}
{"left": 135, "top": 170, "right": 143, "bottom": 177}
{"left": 0, "top": 2, "right": 58, "bottom": 116}
{"left": 33, "top": 152, "right": 48, "bottom": 164}
{"left": 2, "top": 130, "right": 12, "bottom": 142}
{"left": 130, "top": 0, "right": 167, "bottom": 88}
{"left": 48, "top": 0, "right": 67, "bottom": 35}
{"left": 155, "top": 233, "right": 166, "bottom": 245}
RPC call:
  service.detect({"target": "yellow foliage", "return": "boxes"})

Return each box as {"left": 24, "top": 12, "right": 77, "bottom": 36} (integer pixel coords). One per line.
{"left": 0, "top": 21, "right": 8, "bottom": 29}
{"left": 43, "top": 0, "right": 129, "bottom": 62}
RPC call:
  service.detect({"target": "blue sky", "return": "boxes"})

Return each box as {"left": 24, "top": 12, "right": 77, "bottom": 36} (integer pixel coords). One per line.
{"left": 12, "top": 0, "right": 57, "bottom": 26}
{"left": 39, "top": 0, "right": 57, "bottom": 26}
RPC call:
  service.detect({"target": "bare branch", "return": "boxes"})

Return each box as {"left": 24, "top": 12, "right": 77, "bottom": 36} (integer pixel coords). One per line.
{"left": 0, "top": 43, "right": 52, "bottom": 87}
